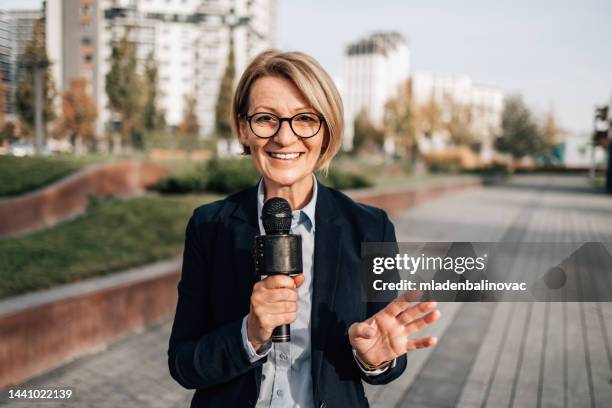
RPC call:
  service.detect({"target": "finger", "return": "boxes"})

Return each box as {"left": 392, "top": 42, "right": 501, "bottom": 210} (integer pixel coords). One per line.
{"left": 405, "top": 336, "right": 438, "bottom": 352}
{"left": 257, "top": 288, "right": 298, "bottom": 303}
{"left": 399, "top": 290, "right": 422, "bottom": 302}
{"left": 254, "top": 301, "right": 297, "bottom": 315}
{"left": 349, "top": 321, "right": 376, "bottom": 340}
{"left": 262, "top": 312, "right": 297, "bottom": 328}
{"left": 262, "top": 275, "right": 296, "bottom": 289}
{"left": 293, "top": 274, "right": 305, "bottom": 288}
{"left": 396, "top": 301, "right": 437, "bottom": 325}
{"left": 380, "top": 293, "right": 414, "bottom": 318}
{"left": 403, "top": 310, "right": 441, "bottom": 335}
{"left": 383, "top": 291, "right": 424, "bottom": 317}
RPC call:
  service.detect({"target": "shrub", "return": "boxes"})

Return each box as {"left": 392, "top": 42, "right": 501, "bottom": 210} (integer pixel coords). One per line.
{"left": 319, "top": 167, "right": 372, "bottom": 190}
{"left": 154, "top": 170, "right": 207, "bottom": 194}
{"left": 155, "top": 158, "right": 373, "bottom": 195}
{"left": 204, "top": 158, "right": 260, "bottom": 193}
{"left": 154, "top": 158, "right": 260, "bottom": 195}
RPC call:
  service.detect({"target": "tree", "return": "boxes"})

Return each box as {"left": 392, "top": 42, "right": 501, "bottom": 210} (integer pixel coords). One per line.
{"left": 445, "top": 99, "right": 475, "bottom": 148}
{"left": 15, "top": 19, "right": 56, "bottom": 136}
{"left": 0, "top": 76, "right": 8, "bottom": 147}
{"left": 384, "top": 79, "right": 417, "bottom": 158}
{"left": 353, "top": 109, "right": 384, "bottom": 154}
{"left": 178, "top": 94, "right": 199, "bottom": 135}
{"left": 177, "top": 94, "right": 199, "bottom": 157}
{"left": 142, "top": 52, "right": 165, "bottom": 132}
{"left": 58, "top": 78, "right": 97, "bottom": 154}
{"left": 215, "top": 39, "right": 235, "bottom": 140}
{"left": 105, "top": 30, "right": 145, "bottom": 151}
{"left": 416, "top": 97, "right": 443, "bottom": 137}
{"left": 495, "top": 95, "right": 545, "bottom": 160}
{"left": 542, "top": 110, "right": 561, "bottom": 148}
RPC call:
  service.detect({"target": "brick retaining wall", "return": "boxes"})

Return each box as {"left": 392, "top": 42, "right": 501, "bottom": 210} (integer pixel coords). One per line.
{"left": 0, "top": 161, "right": 169, "bottom": 238}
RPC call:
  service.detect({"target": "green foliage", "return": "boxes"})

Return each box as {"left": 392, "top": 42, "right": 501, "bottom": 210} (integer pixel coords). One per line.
{"left": 0, "top": 155, "right": 103, "bottom": 197}
{"left": 155, "top": 158, "right": 373, "bottom": 195}
{"left": 155, "top": 158, "right": 259, "bottom": 194}
{"left": 15, "top": 19, "right": 56, "bottom": 135}
{"left": 205, "top": 158, "right": 260, "bottom": 193}
{"left": 105, "top": 31, "right": 145, "bottom": 147}
{"left": 0, "top": 194, "right": 216, "bottom": 299}
{"left": 318, "top": 166, "right": 372, "bottom": 190}
{"left": 154, "top": 169, "right": 208, "bottom": 194}
{"left": 215, "top": 40, "right": 235, "bottom": 139}
{"left": 142, "top": 52, "right": 165, "bottom": 132}
{"left": 495, "top": 95, "right": 545, "bottom": 159}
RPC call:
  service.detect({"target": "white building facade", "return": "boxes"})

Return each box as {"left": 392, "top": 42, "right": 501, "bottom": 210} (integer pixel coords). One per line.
{"left": 411, "top": 71, "right": 504, "bottom": 162}
{"left": 45, "top": 0, "right": 276, "bottom": 137}
{"left": 0, "top": 8, "right": 44, "bottom": 118}
{"left": 342, "top": 32, "right": 410, "bottom": 151}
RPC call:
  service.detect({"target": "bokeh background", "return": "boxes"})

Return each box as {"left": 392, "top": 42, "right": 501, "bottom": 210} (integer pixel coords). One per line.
{"left": 0, "top": 1, "right": 611, "bottom": 407}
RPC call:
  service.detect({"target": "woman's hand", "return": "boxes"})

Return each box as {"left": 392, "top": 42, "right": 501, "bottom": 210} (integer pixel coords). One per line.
{"left": 247, "top": 274, "right": 305, "bottom": 351}
{"left": 349, "top": 298, "right": 440, "bottom": 368}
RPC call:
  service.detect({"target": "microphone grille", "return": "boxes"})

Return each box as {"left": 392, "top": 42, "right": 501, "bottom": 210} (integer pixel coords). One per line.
{"left": 262, "top": 197, "right": 292, "bottom": 234}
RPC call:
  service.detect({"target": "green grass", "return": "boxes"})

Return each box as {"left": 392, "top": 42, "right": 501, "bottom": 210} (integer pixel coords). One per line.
{"left": 0, "top": 193, "right": 219, "bottom": 299}
{"left": 0, "top": 155, "right": 109, "bottom": 197}
{"left": 593, "top": 176, "right": 606, "bottom": 190}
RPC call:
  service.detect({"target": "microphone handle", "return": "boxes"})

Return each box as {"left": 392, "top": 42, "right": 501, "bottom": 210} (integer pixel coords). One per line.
{"left": 272, "top": 324, "right": 290, "bottom": 342}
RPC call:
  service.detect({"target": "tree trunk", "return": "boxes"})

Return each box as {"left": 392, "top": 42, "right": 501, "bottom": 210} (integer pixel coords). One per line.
{"left": 112, "top": 132, "right": 122, "bottom": 154}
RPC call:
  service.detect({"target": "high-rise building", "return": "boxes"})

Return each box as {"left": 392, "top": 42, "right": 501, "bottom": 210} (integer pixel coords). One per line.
{"left": 8, "top": 9, "right": 43, "bottom": 83}
{"left": 342, "top": 32, "right": 410, "bottom": 150}
{"left": 411, "top": 71, "right": 504, "bottom": 162}
{"left": 0, "top": 8, "right": 44, "bottom": 118}
{"left": 0, "top": 11, "right": 12, "bottom": 116}
{"left": 46, "top": 0, "right": 276, "bottom": 137}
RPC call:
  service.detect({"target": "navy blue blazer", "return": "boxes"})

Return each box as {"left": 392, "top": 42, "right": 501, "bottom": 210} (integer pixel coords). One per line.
{"left": 168, "top": 181, "right": 407, "bottom": 407}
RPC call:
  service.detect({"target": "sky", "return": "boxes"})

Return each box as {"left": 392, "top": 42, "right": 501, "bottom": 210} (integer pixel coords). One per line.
{"left": 3, "top": 0, "right": 611, "bottom": 134}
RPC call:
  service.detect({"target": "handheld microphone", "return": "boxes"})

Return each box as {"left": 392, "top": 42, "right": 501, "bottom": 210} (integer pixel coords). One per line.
{"left": 254, "top": 197, "right": 302, "bottom": 342}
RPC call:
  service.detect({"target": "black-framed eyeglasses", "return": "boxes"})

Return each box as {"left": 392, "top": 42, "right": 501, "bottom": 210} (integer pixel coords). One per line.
{"left": 243, "top": 112, "right": 325, "bottom": 139}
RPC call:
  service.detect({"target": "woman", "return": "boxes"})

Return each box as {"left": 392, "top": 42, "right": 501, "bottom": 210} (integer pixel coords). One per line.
{"left": 168, "top": 50, "right": 440, "bottom": 407}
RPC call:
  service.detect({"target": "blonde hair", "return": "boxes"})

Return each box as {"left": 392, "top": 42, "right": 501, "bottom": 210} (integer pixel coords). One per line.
{"left": 232, "top": 50, "right": 343, "bottom": 172}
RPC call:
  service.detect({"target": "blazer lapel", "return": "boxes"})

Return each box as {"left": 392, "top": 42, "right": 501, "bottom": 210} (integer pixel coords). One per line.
{"left": 228, "top": 185, "right": 264, "bottom": 396}
{"left": 228, "top": 185, "right": 262, "bottom": 299}
{"left": 311, "top": 182, "right": 342, "bottom": 396}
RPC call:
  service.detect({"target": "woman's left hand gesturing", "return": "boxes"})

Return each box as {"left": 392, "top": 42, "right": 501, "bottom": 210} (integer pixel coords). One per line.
{"left": 348, "top": 299, "right": 440, "bottom": 369}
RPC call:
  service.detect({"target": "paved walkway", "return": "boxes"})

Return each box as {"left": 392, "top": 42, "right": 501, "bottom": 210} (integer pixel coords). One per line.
{"left": 2, "top": 175, "right": 611, "bottom": 407}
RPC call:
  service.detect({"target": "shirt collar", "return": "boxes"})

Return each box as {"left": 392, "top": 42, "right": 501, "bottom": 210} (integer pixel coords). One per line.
{"left": 257, "top": 176, "right": 317, "bottom": 233}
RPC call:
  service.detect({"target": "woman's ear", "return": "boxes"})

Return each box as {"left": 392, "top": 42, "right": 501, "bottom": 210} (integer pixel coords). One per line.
{"left": 237, "top": 116, "right": 248, "bottom": 146}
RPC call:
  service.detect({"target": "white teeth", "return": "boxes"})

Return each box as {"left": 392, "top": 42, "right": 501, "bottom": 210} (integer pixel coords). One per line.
{"left": 269, "top": 152, "right": 301, "bottom": 160}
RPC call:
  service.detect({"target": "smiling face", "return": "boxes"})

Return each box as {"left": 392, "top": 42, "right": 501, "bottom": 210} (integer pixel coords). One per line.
{"left": 238, "top": 75, "right": 325, "bottom": 191}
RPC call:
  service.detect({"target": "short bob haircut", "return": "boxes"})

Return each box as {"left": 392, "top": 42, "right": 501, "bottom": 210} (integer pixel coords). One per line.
{"left": 232, "top": 50, "right": 343, "bottom": 172}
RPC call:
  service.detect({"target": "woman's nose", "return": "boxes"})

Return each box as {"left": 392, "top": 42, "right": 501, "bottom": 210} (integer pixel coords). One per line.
{"left": 273, "top": 121, "right": 299, "bottom": 146}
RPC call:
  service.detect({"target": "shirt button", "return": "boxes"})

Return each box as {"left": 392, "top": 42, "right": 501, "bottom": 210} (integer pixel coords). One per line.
{"left": 277, "top": 390, "right": 284, "bottom": 397}
{"left": 280, "top": 353, "right": 288, "bottom": 360}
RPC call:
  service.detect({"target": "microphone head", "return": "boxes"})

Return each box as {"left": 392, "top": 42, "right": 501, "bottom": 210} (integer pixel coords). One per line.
{"left": 262, "top": 197, "right": 292, "bottom": 235}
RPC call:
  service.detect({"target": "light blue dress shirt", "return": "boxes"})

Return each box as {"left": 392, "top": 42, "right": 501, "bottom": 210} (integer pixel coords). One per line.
{"left": 240, "top": 177, "right": 391, "bottom": 407}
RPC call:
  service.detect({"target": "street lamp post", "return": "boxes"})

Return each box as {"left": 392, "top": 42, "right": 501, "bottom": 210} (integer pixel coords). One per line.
{"left": 19, "top": 59, "right": 49, "bottom": 155}
{"left": 33, "top": 65, "right": 44, "bottom": 154}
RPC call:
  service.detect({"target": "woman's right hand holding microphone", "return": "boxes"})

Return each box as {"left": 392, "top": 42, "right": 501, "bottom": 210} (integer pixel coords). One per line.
{"left": 247, "top": 274, "right": 305, "bottom": 351}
